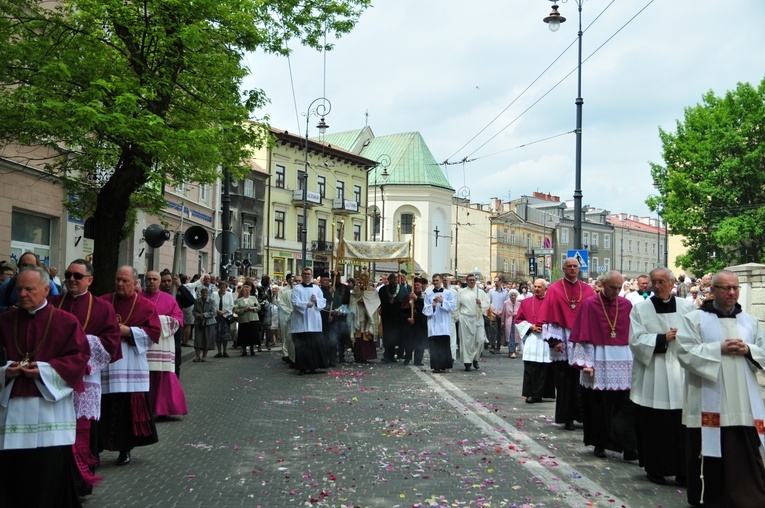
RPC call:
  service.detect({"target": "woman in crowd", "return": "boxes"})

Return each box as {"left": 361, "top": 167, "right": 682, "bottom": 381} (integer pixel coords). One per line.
{"left": 256, "top": 275, "right": 274, "bottom": 351}
{"left": 267, "top": 284, "right": 281, "bottom": 349}
{"left": 501, "top": 289, "right": 522, "bottom": 358}
{"left": 235, "top": 284, "right": 260, "bottom": 356}
{"left": 192, "top": 287, "right": 216, "bottom": 362}
{"left": 211, "top": 281, "right": 235, "bottom": 358}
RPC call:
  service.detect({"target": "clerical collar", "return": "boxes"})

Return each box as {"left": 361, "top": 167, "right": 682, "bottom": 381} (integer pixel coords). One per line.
{"left": 564, "top": 277, "right": 578, "bottom": 285}
{"left": 712, "top": 300, "right": 738, "bottom": 317}
{"left": 433, "top": 288, "right": 444, "bottom": 293}
{"left": 302, "top": 282, "right": 313, "bottom": 287}
{"left": 28, "top": 300, "right": 48, "bottom": 315}
{"left": 70, "top": 290, "right": 89, "bottom": 299}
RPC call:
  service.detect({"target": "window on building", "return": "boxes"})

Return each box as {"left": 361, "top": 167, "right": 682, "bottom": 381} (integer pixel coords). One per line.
{"left": 503, "top": 259, "right": 509, "bottom": 272}
{"left": 562, "top": 228, "right": 569, "bottom": 244}
{"left": 174, "top": 181, "right": 190, "bottom": 196}
{"left": 354, "top": 185, "right": 362, "bottom": 205}
{"left": 645, "top": 262, "right": 649, "bottom": 272}
{"left": 636, "top": 240, "right": 640, "bottom": 253}
{"left": 510, "top": 230, "right": 516, "bottom": 245}
{"left": 274, "top": 211, "right": 285, "bottom": 239}
{"left": 605, "top": 258, "right": 611, "bottom": 271}
{"left": 336, "top": 180, "right": 345, "bottom": 201}
{"left": 604, "top": 234, "right": 611, "bottom": 249}
{"left": 353, "top": 224, "right": 361, "bottom": 241}
{"left": 583, "top": 231, "right": 590, "bottom": 248}
{"left": 242, "top": 222, "right": 253, "bottom": 249}
{"left": 296, "top": 214, "right": 303, "bottom": 242}
{"left": 317, "top": 176, "right": 326, "bottom": 197}
{"left": 628, "top": 239, "right": 633, "bottom": 252}
{"left": 199, "top": 184, "right": 210, "bottom": 204}
{"left": 592, "top": 257, "right": 599, "bottom": 272}
{"left": 373, "top": 212, "right": 381, "bottom": 236}
{"left": 401, "top": 213, "right": 414, "bottom": 234}
{"left": 645, "top": 241, "right": 649, "bottom": 254}
{"left": 317, "top": 218, "right": 327, "bottom": 242}
{"left": 275, "top": 165, "right": 285, "bottom": 188}
{"left": 511, "top": 259, "right": 517, "bottom": 277}
{"left": 244, "top": 179, "right": 254, "bottom": 198}
{"left": 297, "top": 170, "right": 306, "bottom": 191}
{"left": 11, "top": 211, "right": 52, "bottom": 265}
{"left": 592, "top": 232, "right": 599, "bottom": 247}
{"left": 503, "top": 228, "right": 509, "bottom": 243}
{"left": 628, "top": 260, "right": 632, "bottom": 271}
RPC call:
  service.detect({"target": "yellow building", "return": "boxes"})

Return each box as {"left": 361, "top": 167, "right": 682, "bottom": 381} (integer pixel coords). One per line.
{"left": 259, "top": 128, "right": 376, "bottom": 280}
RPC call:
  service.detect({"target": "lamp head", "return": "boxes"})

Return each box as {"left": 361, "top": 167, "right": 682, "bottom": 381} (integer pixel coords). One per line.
{"left": 317, "top": 117, "right": 329, "bottom": 134}
{"left": 543, "top": 3, "right": 566, "bottom": 31}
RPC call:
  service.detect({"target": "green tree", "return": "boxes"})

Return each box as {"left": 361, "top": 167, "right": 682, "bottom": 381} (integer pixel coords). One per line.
{"left": 648, "top": 78, "right": 765, "bottom": 275}
{"left": 0, "top": 0, "right": 369, "bottom": 294}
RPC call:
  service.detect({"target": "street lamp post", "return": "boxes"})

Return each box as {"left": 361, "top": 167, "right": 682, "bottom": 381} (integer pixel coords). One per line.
{"left": 371, "top": 154, "right": 391, "bottom": 281}
{"left": 653, "top": 179, "right": 669, "bottom": 267}
{"left": 300, "top": 97, "right": 331, "bottom": 272}
{"left": 544, "top": 1, "right": 584, "bottom": 252}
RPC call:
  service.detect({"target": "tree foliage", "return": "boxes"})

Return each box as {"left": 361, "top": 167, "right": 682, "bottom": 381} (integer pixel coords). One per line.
{"left": 649, "top": 78, "right": 765, "bottom": 275}
{"left": 0, "top": 0, "right": 369, "bottom": 293}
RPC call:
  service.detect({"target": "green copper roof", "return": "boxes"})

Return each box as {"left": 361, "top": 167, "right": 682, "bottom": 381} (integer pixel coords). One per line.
{"left": 320, "top": 129, "right": 453, "bottom": 191}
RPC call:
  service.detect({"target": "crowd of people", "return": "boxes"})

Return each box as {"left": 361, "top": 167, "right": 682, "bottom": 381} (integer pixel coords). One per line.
{"left": 263, "top": 261, "right": 765, "bottom": 507}
{"left": 0, "top": 252, "right": 763, "bottom": 507}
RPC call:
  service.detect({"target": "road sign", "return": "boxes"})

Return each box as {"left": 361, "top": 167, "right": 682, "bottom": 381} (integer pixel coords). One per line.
{"left": 567, "top": 249, "right": 589, "bottom": 270}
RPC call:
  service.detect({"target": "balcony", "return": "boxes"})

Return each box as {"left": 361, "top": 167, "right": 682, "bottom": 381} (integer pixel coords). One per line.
{"left": 311, "top": 240, "right": 333, "bottom": 253}
{"left": 332, "top": 197, "right": 359, "bottom": 215}
{"left": 292, "top": 189, "right": 322, "bottom": 208}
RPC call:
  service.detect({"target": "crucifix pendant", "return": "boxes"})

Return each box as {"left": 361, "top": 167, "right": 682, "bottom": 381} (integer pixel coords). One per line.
{"left": 19, "top": 354, "right": 30, "bottom": 368}
{"left": 610, "top": 331, "right": 616, "bottom": 339}
{"left": 570, "top": 303, "right": 576, "bottom": 310}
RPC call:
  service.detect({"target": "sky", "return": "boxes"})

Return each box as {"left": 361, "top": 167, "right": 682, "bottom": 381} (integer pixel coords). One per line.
{"left": 242, "top": 0, "right": 765, "bottom": 218}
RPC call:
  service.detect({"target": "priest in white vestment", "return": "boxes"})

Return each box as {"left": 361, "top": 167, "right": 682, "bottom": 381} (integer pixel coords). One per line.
{"left": 457, "top": 274, "right": 489, "bottom": 371}
{"left": 676, "top": 270, "right": 765, "bottom": 508}
{"left": 629, "top": 267, "right": 693, "bottom": 486}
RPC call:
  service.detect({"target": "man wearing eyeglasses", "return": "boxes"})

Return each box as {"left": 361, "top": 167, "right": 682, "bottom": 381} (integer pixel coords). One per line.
{"left": 0, "top": 251, "right": 60, "bottom": 312}
{"left": 677, "top": 270, "right": 765, "bottom": 507}
{"left": 49, "top": 259, "right": 121, "bottom": 496}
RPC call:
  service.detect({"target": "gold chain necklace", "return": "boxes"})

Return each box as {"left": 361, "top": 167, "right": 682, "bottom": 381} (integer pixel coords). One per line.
{"left": 562, "top": 278, "right": 583, "bottom": 309}
{"left": 58, "top": 292, "right": 93, "bottom": 333}
{"left": 598, "top": 292, "right": 619, "bottom": 339}
{"left": 14, "top": 306, "right": 55, "bottom": 368}
{"left": 112, "top": 293, "right": 138, "bottom": 325}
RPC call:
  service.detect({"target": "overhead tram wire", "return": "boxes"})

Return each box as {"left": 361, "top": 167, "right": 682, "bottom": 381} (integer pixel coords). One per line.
{"left": 284, "top": 38, "right": 302, "bottom": 136}
{"left": 464, "top": 0, "right": 653, "bottom": 161}
{"left": 440, "top": 130, "right": 573, "bottom": 166}
{"left": 445, "top": 0, "right": 661, "bottom": 166}
{"left": 443, "top": 0, "right": 616, "bottom": 164}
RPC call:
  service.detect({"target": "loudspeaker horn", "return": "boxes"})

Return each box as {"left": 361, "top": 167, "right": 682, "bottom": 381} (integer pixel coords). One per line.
{"left": 184, "top": 226, "right": 209, "bottom": 250}
{"left": 143, "top": 224, "right": 170, "bottom": 248}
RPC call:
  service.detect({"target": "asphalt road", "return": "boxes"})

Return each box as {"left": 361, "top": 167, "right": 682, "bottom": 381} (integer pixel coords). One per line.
{"left": 83, "top": 347, "right": 693, "bottom": 508}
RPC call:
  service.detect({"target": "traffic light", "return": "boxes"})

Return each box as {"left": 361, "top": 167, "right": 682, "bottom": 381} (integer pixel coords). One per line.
{"left": 529, "top": 255, "right": 537, "bottom": 277}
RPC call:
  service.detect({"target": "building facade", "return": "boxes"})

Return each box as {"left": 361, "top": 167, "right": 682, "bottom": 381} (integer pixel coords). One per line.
{"left": 321, "top": 127, "right": 454, "bottom": 277}
{"left": 260, "top": 128, "right": 375, "bottom": 281}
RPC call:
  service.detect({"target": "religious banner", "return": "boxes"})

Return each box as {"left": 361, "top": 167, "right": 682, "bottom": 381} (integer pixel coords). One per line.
{"left": 336, "top": 239, "right": 410, "bottom": 263}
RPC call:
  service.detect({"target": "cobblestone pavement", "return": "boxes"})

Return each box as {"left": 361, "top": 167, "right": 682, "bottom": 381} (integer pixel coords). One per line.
{"left": 84, "top": 347, "right": 693, "bottom": 508}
